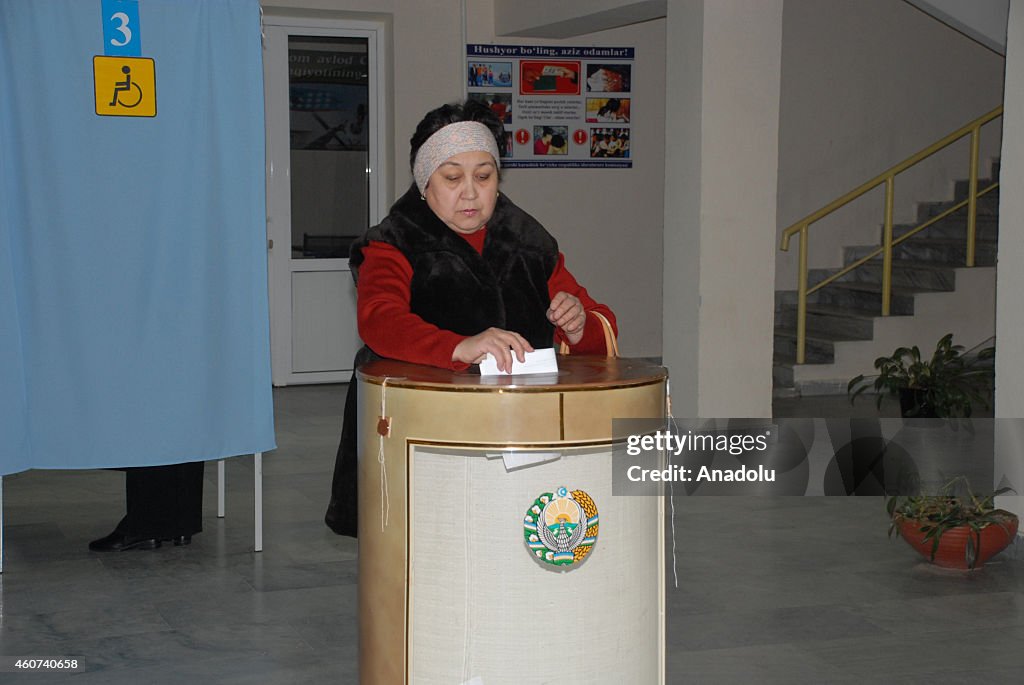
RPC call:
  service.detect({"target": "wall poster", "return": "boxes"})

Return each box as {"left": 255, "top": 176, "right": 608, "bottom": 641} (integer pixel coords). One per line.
{"left": 466, "top": 44, "right": 634, "bottom": 168}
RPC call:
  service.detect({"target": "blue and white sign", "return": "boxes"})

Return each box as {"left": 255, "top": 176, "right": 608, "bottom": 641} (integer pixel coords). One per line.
{"left": 102, "top": 0, "right": 142, "bottom": 57}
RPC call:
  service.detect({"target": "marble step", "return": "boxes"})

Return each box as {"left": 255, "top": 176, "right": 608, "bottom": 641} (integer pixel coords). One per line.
{"left": 895, "top": 213, "right": 999, "bottom": 242}
{"left": 845, "top": 238, "right": 997, "bottom": 267}
{"left": 772, "top": 356, "right": 794, "bottom": 388}
{"left": 775, "top": 303, "right": 876, "bottom": 340}
{"left": 773, "top": 331, "right": 836, "bottom": 365}
{"left": 811, "top": 259, "right": 955, "bottom": 291}
{"left": 918, "top": 194, "right": 999, "bottom": 221}
{"left": 844, "top": 259, "right": 957, "bottom": 291}
{"left": 810, "top": 280, "right": 921, "bottom": 315}
{"left": 954, "top": 178, "right": 999, "bottom": 202}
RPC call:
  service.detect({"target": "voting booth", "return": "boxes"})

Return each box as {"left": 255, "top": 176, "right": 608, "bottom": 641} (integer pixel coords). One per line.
{"left": 356, "top": 356, "right": 668, "bottom": 684}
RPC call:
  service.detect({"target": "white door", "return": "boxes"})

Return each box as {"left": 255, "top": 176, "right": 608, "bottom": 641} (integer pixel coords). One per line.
{"left": 262, "top": 15, "right": 387, "bottom": 385}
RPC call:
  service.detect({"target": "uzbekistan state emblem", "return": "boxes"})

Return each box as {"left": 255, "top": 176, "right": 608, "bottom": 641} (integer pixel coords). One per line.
{"left": 523, "top": 486, "right": 599, "bottom": 568}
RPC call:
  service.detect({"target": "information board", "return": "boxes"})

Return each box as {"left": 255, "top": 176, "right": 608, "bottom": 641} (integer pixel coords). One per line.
{"left": 467, "top": 44, "right": 635, "bottom": 169}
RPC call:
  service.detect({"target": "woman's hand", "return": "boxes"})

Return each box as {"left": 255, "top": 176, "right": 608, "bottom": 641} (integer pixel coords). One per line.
{"left": 452, "top": 327, "right": 533, "bottom": 373}
{"left": 547, "top": 291, "right": 586, "bottom": 346}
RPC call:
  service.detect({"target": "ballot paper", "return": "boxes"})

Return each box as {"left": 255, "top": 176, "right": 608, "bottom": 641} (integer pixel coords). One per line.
{"left": 486, "top": 451, "right": 562, "bottom": 471}
{"left": 478, "top": 347, "right": 558, "bottom": 376}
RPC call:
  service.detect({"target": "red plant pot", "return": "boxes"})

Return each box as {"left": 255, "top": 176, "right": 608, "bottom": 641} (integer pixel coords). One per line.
{"left": 896, "top": 514, "right": 1019, "bottom": 569}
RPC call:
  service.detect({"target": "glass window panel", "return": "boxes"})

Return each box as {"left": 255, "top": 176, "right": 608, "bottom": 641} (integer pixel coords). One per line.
{"left": 288, "top": 35, "right": 369, "bottom": 259}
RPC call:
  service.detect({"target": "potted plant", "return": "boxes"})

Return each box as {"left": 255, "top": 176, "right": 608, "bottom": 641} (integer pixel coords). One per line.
{"left": 887, "top": 477, "right": 1017, "bottom": 570}
{"left": 848, "top": 333, "right": 995, "bottom": 417}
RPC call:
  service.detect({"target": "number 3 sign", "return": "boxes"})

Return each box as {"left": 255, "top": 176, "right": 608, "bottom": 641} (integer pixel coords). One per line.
{"left": 102, "top": 0, "right": 142, "bottom": 57}
{"left": 95, "top": 0, "right": 155, "bottom": 117}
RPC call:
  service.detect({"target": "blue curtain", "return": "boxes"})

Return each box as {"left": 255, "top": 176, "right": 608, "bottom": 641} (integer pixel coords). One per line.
{"left": 0, "top": 0, "right": 275, "bottom": 474}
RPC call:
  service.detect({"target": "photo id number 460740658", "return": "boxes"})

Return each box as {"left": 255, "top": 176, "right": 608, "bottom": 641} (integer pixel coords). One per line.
{"left": 1, "top": 657, "right": 83, "bottom": 672}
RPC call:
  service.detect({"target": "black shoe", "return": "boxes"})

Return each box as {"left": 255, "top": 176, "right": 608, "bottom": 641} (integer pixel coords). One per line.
{"left": 88, "top": 529, "right": 161, "bottom": 552}
{"left": 325, "top": 499, "right": 357, "bottom": 537}
{"left": 167, "top": 535, "right": 192, "bottom": 546}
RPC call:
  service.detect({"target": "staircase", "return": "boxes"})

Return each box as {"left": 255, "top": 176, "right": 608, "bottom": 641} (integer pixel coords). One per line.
{"left": 774, "top": 161, "right": 999, "bottom": 397}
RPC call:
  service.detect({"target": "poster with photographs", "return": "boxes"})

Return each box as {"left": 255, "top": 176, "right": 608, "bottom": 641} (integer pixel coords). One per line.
{"left": 466, "top": 44, "right": 634, "bottom": 168}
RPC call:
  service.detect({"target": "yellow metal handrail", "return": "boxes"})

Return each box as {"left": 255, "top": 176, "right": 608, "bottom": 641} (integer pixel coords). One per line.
{"left": 779, "top": 105, "right": 1002, "bottom": 364}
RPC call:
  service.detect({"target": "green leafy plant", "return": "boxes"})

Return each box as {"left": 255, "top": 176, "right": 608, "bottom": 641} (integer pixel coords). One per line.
{"left": 847, "top": 334, "right": 994, "bottom": 417}
{"left": 887, "top": 477, "right": 1016, "bottom": 569}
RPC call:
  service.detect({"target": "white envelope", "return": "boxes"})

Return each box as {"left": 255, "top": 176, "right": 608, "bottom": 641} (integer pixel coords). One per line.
{"left": 479, "top": 347, "right": 559, "bottom": 376}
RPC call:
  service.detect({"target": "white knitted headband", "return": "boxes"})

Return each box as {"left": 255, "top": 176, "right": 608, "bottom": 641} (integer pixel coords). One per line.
{"left": 413, "top": 121, "right": 501, "bottom": 194}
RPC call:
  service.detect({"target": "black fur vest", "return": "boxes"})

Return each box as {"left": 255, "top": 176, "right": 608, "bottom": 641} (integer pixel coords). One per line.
{"left": 350, "top": 184, "right": 558, "bottom": 349}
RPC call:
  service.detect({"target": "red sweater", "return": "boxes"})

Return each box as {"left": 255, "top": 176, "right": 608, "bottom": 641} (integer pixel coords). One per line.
{"left": 357, "top": 227, "right": 616, "bottom": 369}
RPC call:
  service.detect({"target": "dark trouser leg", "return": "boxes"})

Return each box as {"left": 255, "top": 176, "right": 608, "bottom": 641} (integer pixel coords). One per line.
{"left": 125, "top": 461, "right": 205, "bottom": 539}
{"left": 325, "top": 377, "right": 358, "bottom": 537}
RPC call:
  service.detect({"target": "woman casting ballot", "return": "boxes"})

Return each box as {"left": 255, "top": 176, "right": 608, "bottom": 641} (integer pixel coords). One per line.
{"left": 325, "top": 99, "right": 616, "bottom": 536}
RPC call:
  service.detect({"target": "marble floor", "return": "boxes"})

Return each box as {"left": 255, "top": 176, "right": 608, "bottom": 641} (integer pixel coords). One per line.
{"left": 0, "top": 386, "right": 1021, "bottom": 684}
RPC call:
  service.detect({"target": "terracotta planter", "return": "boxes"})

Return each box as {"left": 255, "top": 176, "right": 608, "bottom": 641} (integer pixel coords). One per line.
{"left": 896, "top": 513, "right": 1019, "bottom": 570}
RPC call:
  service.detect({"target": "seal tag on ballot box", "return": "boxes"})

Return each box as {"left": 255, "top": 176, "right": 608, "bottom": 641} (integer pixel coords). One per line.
{"left": 523, "top": 486, "right": 599, "bottom": 568}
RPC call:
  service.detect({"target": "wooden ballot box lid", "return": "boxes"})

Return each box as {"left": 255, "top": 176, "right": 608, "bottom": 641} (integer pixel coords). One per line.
{"left": 356, "top": 354, "right": 667, "bottom": 392}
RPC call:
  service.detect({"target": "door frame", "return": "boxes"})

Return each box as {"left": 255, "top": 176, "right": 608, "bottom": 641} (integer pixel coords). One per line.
{"left": 262, "top": 12, "right": 388, "bottom": 386}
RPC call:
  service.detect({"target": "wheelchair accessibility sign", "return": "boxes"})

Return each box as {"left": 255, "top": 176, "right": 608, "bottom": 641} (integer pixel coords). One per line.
{"left": 93, "top": 56, "right": 156, "bottom": 117}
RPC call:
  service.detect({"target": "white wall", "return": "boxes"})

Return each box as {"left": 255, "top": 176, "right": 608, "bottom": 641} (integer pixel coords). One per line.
{"left": 995, "top": 0, "right": 1024, "bottom": 521}
{"left": 662, "top": 0, "right": 702, "bottom": 414}
{"left": 493, "top": 0, "right": 665, "bottom": 38}
{"left": 776, "top": 0, "right": 1005, "bottom": 291}
{"left": 905, "top": 0, "right": 1009, "bottom": 54}
{"left": 663, "top": 0, "right": 783, "bottom": 418}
